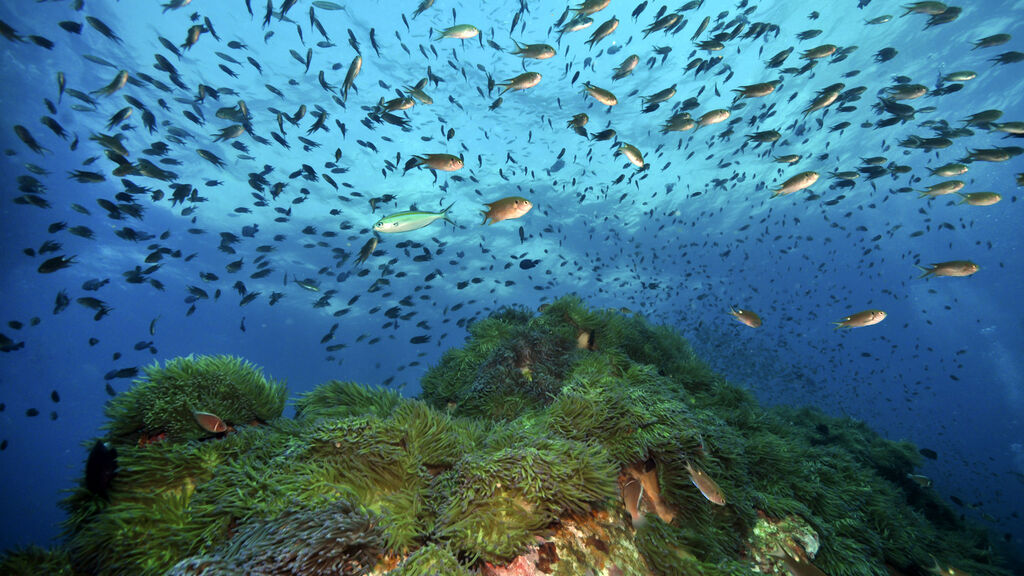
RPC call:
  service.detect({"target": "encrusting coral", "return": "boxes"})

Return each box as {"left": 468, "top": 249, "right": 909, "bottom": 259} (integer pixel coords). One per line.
{"left": 0, "top": 296, "right": 1013, "bottom": 576}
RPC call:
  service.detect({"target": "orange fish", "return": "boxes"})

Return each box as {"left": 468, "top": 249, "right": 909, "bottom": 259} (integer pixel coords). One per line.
{"left": 729, "top": 307, "right": 762, "bottom": 328}
{"left": 194, "top": 410, "right": 228, "bottom": 433}
{"left": 481, "top": 196, "right": 532, "bottom": 225}
{"left": 414, "top": 153, "right": 463, "bottom": 171}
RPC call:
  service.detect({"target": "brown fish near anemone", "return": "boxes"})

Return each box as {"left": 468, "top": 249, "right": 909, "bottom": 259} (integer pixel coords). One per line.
{"left": 917, "top": 260, "right": 978, "bottom": 278}
{"left": 729, "top": 307, "right": 762, "bottom": 328}
{"left": 481, "top": 196, "right": 532, "bottom": 225}
{"left": 833, "top": 309, "right": 886, "bottom": 329}
{"left": 194, "top": 410, "right": 228, "bottom": 433}
{"left": 618, "top": 475, "right": 645, "bottom": 528}
{"left": 684, "top": 459, "right": 726, "bottom": 505}
{"left": 621, "top": 461, "right": 675, "bottom": 524}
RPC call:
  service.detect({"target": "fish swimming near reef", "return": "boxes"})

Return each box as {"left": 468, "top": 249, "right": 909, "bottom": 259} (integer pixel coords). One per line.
{"left": 917, "top": 260, "right": 979, "bottom": 279}
{"left": 374, "top": 203, "right": 455, "bottom": 233}
{"left": 481, "top": 197, "right": 532, "bottom": 225}
{"left": 729, "top": 308, "right": 762, "bottom": 328}
{"left": 194, "top": 410, "right": 229, "bottom": 433}
{"left": 685, "top": 459, "right": 726, "bottom": 506}
{"left": 85, "top": 440, "right": 118, "bottom": 498}
{"left": 833, "top": 309, "right": 886, "bottom": 329}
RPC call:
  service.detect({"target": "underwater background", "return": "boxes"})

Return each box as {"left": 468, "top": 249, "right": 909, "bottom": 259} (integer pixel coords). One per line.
{"left": 0, "top": 0, "right": 1022, "bottom": 570}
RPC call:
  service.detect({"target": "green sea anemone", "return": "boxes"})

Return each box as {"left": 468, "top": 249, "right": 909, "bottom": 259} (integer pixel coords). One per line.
{"left": 2, "top": 298, "right": 1015, "bottom": 576}
{"left": 103, "top": 355, "right": 287, "bottom": 443}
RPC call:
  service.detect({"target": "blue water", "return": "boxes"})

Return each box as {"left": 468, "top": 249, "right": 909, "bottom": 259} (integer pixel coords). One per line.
{"left": 1, "top": 0, "right": 1022, "bottom": 567}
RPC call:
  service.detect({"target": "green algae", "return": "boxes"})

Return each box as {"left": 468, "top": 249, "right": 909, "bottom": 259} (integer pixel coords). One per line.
{"left": 3, "top": 296, "right": 1012, "bottom": 575}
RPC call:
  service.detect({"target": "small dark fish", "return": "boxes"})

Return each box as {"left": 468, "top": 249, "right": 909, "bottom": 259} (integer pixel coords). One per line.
{"left": 85, "top": 16, "right": 122, "bottom": 44}
{"left": 38, "top": 254, "right": 76, "bottom": 273}
{"left": 370, "top": 28, "right": 381, "bottom": 57}
{"left": 59, "top": 21, "right": 83, "bottom": 34}
{"left": 85, "top": 440, "right": 118, "bottom": 498}
{"left": 919, "top": 448, "right": 938, "bottom": 460}
{"left": 632, "top": 1, "right": 648, "bottom": 21}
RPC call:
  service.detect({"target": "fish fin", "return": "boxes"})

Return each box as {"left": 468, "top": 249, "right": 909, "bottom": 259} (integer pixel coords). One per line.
{"left": 915, "top": 265, "right": 933, "bottom": 279}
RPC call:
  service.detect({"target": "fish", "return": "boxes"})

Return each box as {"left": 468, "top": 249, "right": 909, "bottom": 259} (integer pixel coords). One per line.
{"left": 85, "top": 440, "right": 118, "bottom": 498}
{"left": 769, "top": 547, "right": 829, "bottom": 576}
{"left": 38, "top": 254, "right": 76, "bottom": 273}
{"left": 729, "top": 308, "right": 762, "bottom": 328}
{"left": 342, "top": 55, "right": 362, "bottom": 101}
{"left": 581, "top": 82, "right": 617, "bottom": 105}
{"left": 435, "top": 24, "right": 479, "bottom": 40}
{"left": 585, "top": 16, "right": 618, "bottom": 48}
{"left": 907, "top": 474, "right": 932, "bottom": 488}
{"left": 374, "top": 203, "right": 455, "bottom": 233}
{"left": 917, "top": 261, "right": 979, "bottom": 279}
{"left": 497, "top": 71, "right": 542, "bottom": 96}
{"left": 411, "top": 153, "right": 463, "bottom": 171}
{"left": 355, "top": 236, "right": 378, "bottom": 265}
{"left": 509, "top": 41, "right": 556, "bottom": 60}
{"left": 956, "top": 192, "right": 1001, "bottom": 206}
{"left": 411, "top": 0, "right": 435, "bottom": 19}
{"left": 481, "top": 197, "right": 533, "bottom": 225}
{"left": 772, "top": 171, "right": 819, "bottom": 197}
{"left": 834, "top": 309, "right": 887, "bottom": 329}
{"left": 194, "top": 410, "right": 229, "bottom": 433}
{"left": 617, "top": 143, "right": 644, "bottom": 168}
{"left": 685, "top": 460, "right": 726, "bottom": 506}
{"left": 14, "top": 125, "right": 48, "bottom": 155}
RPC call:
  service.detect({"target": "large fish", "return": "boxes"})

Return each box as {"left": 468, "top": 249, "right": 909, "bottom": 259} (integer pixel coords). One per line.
{"left": 374, "top": 203, "right": 455, "bottom": 233}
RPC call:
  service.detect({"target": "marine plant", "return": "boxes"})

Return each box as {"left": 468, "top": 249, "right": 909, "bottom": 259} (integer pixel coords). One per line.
{"left": 2, "top": 296, "right": 1014, "bottom": 576}
{"left": 103, "top": 354, "right": 287, "bottom": 442}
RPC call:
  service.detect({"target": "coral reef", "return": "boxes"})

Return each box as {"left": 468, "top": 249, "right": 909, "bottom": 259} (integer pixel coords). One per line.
{"left": 0, "top": 296, "right": 1012, "bottom": 576}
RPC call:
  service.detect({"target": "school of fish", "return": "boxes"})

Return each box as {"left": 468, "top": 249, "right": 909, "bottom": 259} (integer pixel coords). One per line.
{"left": 0, "top": 0, "right": 1022, "bottom": 558}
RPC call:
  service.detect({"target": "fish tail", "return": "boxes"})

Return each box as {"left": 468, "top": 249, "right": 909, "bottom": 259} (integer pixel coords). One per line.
{"left": 480, "top": 210, "right": 490, "bottom": 225}
{"left": 916, "top": 265, "right": 933, "bottom": 279}
{"left": 442, "top": 202, "right": 456, "bottom": 226}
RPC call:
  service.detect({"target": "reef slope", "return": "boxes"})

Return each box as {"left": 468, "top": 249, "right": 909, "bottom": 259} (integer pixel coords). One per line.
{"left": 0, "top": 296, "right": 1009, "bottom": 576}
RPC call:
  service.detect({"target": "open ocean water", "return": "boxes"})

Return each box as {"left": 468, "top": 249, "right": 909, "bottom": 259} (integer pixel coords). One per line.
{"left": 0, "top": 0, "right": 1022, "bottom": 570}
